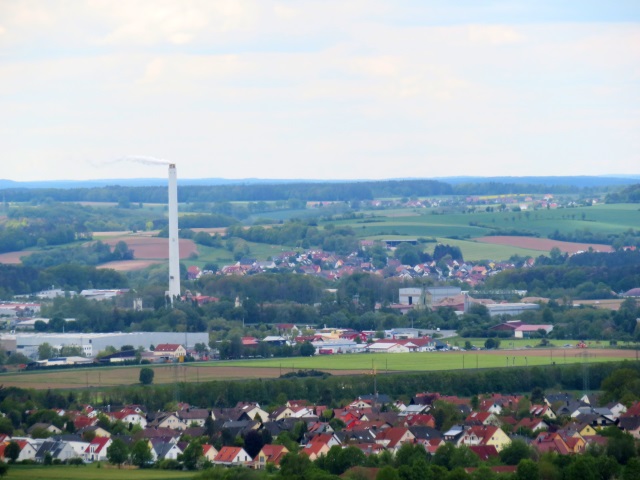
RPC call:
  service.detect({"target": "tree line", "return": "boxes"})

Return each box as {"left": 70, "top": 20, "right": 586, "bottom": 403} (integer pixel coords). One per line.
{"left": 3, "top": 179, "right": 619, "bottom": 206}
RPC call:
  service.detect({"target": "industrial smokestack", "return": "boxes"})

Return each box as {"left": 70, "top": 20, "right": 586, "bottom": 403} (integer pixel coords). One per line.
{"left": 168, "top": 164, "right": 181, "bottom": 302}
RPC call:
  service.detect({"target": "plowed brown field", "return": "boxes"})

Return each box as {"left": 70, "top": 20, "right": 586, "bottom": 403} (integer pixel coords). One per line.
{"left": 477, "top": 236, "right": 613, "bottom": 254}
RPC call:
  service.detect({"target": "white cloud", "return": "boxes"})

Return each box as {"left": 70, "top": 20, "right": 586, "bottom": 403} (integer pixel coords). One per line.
{"left": 0, "top": 2, "right": 638, "bottom": 180}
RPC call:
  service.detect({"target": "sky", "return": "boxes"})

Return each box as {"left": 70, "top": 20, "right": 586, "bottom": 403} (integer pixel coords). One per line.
{"left": 1, "top": 1, "right": 639, "bottom": 182}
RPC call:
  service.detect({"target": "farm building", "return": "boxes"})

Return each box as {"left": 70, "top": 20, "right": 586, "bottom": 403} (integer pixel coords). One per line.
{"left": 514, "top": 325, "right": 553, "bottom": 339}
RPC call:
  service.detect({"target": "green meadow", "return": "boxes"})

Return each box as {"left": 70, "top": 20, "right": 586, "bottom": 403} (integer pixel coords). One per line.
{"left": 4, "top": 464, "right": 194, "bottom": 480}
{"left": 208, "top": 350, "right": 622, "bottom": 372}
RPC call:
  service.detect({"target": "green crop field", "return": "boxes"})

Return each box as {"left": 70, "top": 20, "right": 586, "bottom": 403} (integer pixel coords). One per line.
{"left": 4, "top": 464, "right": 194, "bottom": 480}
{"left": 326, "top": 203, "right": 640, "bottom": 261}
{"left": 204, "top": 350, "right": 627, "bottom": 372}
{"left": 334, "top": 203, "right": 640, "bottom": 240}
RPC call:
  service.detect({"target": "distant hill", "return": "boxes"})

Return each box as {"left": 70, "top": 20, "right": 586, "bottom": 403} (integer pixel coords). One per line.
{"left": 0, "top": 175, "right": 638, "bottom": 189}
{"left": 435, "top": 176, "right": 640, "bottom": 187}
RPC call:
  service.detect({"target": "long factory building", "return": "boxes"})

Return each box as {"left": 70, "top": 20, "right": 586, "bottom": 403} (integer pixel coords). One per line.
{"left": 0, "top": 332, "right": 209, "bottom": 359}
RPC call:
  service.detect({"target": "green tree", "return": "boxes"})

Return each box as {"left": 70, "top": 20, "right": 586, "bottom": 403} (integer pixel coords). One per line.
{"left": 500, "top": 440, "right": 532, "bottom": 465}
{"left": 484, "top": 338, "right": 500, "bottom": 350}
{"left": 130, "top": 440, "right": 153, "bottom": 468}
{"left": 300, "top": 342, "right": 316, "bottom": 357}
{"left": 4, "top": 442, "right": 19, "bottom": 463}
{"left": 38, "top": 342, "right": 56, "bottom": 360}
{"left": 516, "top": 459, "right": 540, "bottom": 480}
{"left": 106, "top": 438, "right": 129, "bottom": 468}
{"left": 606, "top": 432, "right": 636, "bottom": 465}
{"left": 623, "top": 458, "right": 640, "bottom": 480}
{"left": 376, "top": 465, "right": 400, "bottom": 480}
{"left": 564, "top": 455, "right": 597, "bottom": 480}
{"left": 279, "top": 452, "right": 313, "bottom": 480}
{"left": 139, "top": 367, "right": 154, "bottom": 385}
{"left": 180, "top": 438, "right": 202, "bottom": 470}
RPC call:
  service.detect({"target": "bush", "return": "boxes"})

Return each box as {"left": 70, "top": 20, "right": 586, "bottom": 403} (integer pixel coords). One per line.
{"left": 139, "top": 367, "right": 155, "bottom": 385}
{"left": 159, "top": 459, "right": 181, "bottom": 470}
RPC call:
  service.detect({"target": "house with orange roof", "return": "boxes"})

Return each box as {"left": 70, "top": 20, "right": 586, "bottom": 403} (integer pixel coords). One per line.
{"left": 308, "top": 433, "right": 341, "bottom": 449}
{"left": 533, "top": 432, "right": 571, "bottom": 455}
{"left": 301, "top": 441, "right": 330, "bottom": 461}
{"left": 375, "top": 427, "right": 415, "bottom": 454}
{"left": 202, "top": 444, "right": 218, "bottom": 462}
{"left": 213, "top": 446, "right": 252, "bottom": 466}
{"left": 253, "top": 444, "right": 289, "bottom": 469}
{"left": 563, "top": 436, "right": 586, "bottom": 453}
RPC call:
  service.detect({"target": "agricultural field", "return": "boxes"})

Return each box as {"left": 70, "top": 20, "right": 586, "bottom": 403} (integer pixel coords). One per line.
{"left": 4, "top": 464, "right": 194, "bottom": 480}
{"left": 0, "top": 348, "right": 635, "bottom": 390}
{"left": 476, "top": 236, "right": 614, "bottom": 254}
{"left": 1, "top": 201, "right": 637, "bottom": 268}
{"left": 334, "top": 203, "right": 640, "bottom": 260}
{"left": 213, "top": 349, "right": 635, "bottom": 372}
{"left": 367, "top": 236, "right": 543, "bottom": 262}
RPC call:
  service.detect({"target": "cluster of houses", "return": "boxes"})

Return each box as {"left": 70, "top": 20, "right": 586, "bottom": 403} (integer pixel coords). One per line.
{"left": 0, "top": 388, "right": 637, "bottom": 471}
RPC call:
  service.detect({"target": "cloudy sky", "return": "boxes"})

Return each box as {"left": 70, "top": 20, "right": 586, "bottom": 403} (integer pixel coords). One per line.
{"left": 1, "top": 1, "right": 639, "bottom": 181}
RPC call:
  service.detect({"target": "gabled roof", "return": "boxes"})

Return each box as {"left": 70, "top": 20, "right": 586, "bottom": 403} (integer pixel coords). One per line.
{"left": 469, "top": 445, "right": 499, "bottom": 460}
{"left": 375, "top": 427, "right": 413, "bottom": 448}
{"left": 85, "top": 436, "right": 110, "bottom": 454}
{"left": 154, "top": 344, "right": 183, "bottom": 352}
{"left": 259, "top": 444, "right": 288, "bottom": 465}
{"left": 215, "top": 446, "right": 249, "bottom": 463}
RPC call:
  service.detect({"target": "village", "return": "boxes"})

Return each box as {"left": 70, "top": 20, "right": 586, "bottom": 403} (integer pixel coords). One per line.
{"left": 0, "top": 383, "right": 637, "bottom": 477}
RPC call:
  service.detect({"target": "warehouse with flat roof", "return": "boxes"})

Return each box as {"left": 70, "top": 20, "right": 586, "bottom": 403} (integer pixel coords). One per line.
{"left": 5, "top": 332, "right": 208, "bottom": 359}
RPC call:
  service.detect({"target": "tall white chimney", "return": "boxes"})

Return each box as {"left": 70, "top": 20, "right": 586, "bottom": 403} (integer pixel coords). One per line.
{"left": 168, "top": 164, "right": 181, "bottom": 302}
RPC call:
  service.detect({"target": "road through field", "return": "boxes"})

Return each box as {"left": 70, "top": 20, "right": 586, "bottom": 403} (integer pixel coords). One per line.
{"left": 0, "top": 349, "right": 635, "bottom": 390}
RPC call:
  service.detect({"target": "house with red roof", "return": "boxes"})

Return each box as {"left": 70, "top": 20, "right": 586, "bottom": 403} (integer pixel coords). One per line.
{"left": 213, "top": 446, "right": 252, "bottom": 466}
{"left": 469, "top": 445, "right": 499, "bottom": 461}
{"left": 253, "top": 444, "right": 289, "bottom": 469}
{"left": 465, "top": 412, "right": 501, "bottom": 427}
{"left": 403, "top": 414, "right": 435, "bottom": 428}
{"left": 514, "top": 417, "right": 548, "bottom": 433}
{"left": 109, "top": 408, "right": 147, "bottom": 428}
{"left": 84, "top": 437, "right": 113, "bottom": 462}
{"left": 153, "top": 344, "right": 186, "bottom": 359}
{"left": 460, "top": 425, "right": 511, "bottom": 452}
{"left": 529, "top": 404, "right": 557, "bottom": 419}
{"left": 0, "top": 440, "right": 37, "bottom": 462}
{"left": 73, "top": 414, "right": 97, "bottom": 430}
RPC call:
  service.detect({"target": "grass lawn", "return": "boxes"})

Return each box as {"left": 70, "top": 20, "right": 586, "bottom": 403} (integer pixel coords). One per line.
{"left": 205, "top": 350, "right": 625, "bottom": 372}
{"left": 4, "top": 464, "right": 194, "bottom": 480}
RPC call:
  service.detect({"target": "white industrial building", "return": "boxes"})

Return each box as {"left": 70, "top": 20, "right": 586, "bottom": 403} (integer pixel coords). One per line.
{"left": 398, "top": 286, "right": 463, "bottom": 309}
{"left": 485, "top": 303, "right": 540, "bottom": 317}
{"left": 5, "top": 332, "right": 208, "bottom": 359}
